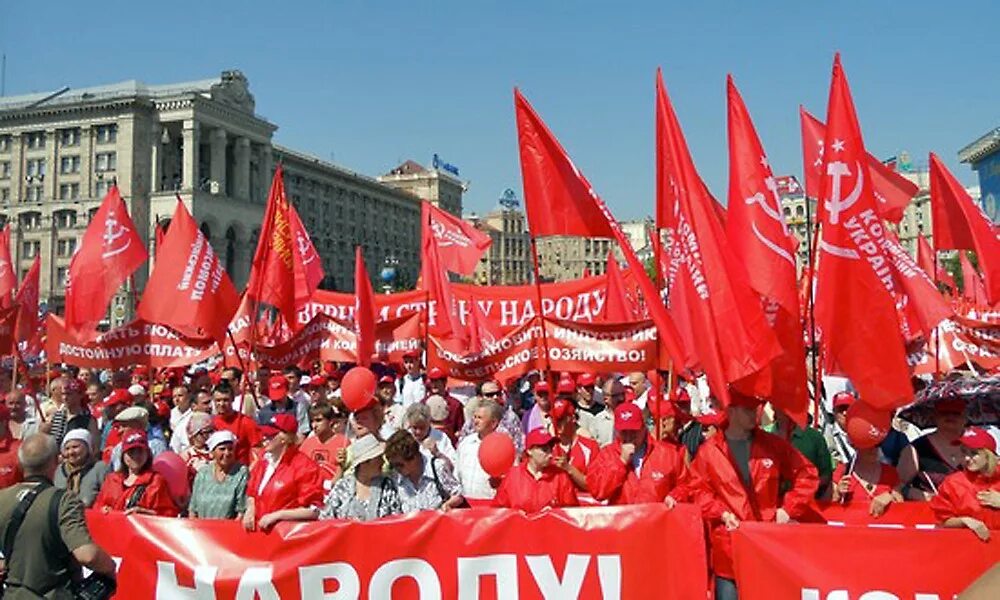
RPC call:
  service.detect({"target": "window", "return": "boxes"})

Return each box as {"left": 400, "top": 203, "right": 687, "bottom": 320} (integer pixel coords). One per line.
{"left": 796, "top": 206, "right": 805, "bottom": 217}
{"left": 19, "top": 212, "right": 41, "bottom": 230}
{"left": 58, "top": 183, "right": 80, "bottom": 200}
{"left": 95, "top": 152, "right": 116, "bottom": 172}
{"left": 21, "top": 240, "right": 40, "bottom": 257}
{"left": 95, "top": 180, "right": 112, "bottom": 198}
{"left": 57, "top": 238, "right": 77, "bottom": 257}
{"left": 60, "top": 156, "right": 80, "bottom": 174}
{"left": 60, "top": 128, "right": 81, "bottom": 147}
{"left": 0, "top": 161, "right": 9, "bottom": 179}
{"left": 0, "top": 135, "right": 10, "bottom": 152}
{"left": 0, "top": 188, "right": 8, "bottom": 202}
{"left": 96, "top": 124, "right": 117, "bottom": 144}
{"left": 56, "top": 267, "right": 68, "bottom": 288}
{"left": 25, "top": 185, "right": 44, "bottom": 202}
{"left": 25, "top": 158, "right": 46, "bottom": 178}
{"left": 25, "top": 131, "right": 46, "bottom": 150}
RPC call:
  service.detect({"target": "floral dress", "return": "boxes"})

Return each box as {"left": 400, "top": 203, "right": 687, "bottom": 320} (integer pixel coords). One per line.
{"left": 319, "top": 473, "right": 403, "bottom": 522}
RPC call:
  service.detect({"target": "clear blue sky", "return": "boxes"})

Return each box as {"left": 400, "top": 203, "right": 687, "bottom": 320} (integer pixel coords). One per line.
{"left": 2, "top": 1, "right": 995, "bottom": 220}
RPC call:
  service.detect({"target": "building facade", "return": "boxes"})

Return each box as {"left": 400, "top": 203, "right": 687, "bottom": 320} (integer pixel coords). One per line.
{"left": 958, "top": 127, "right": 1000, "bottom": 224}
{"left": 465, "top": 190, "right": 531, "bottom": 286}
{"left": 0, "top": 71, "right": 459, "bottom": 325}
{"left": 535, "top": 236, "right": 613, "bottom": 281}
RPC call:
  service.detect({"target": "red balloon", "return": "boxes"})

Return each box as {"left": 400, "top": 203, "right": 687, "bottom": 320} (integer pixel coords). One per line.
{"left": 845, "top": 401, "right": 892, "bottom": 449}
{"left": 152, "top": 451, "right": 190, "bottom": 505}
{"left": 478, "top": 432, "right": 516, "bottom": 477}
{"left": 341, "top": 366, "right": 377, "bottom": 412}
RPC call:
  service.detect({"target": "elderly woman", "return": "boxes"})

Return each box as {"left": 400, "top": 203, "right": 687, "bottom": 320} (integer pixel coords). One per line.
{"left": 53, "top": 429, "right": 110, "bottom": 507}
{"left": 931, "top": 427, "right": 1000, "bottom": 541}
{"left": 94, "top": 430, "right": 179, "bottom": 516}
{"left": 385, "top": 430, "right": 464, "bottom": 513}
{"left": 320, "top": 434, "right": 403, "bottom": 521}
{"left": 898, "top": 398, "right": 968, "bottom": 500}
{"left": 244, "top": 414, "right": 323, "bottom": 531}
{"left": 494, "top": 428, "right": 578, "bottom": 512}
{"left": 180, "top": 412, "right": 215, "bottom": 478}
{"left": 403, "top": 402, "right": 457, "bottom": 469}
{"left": 189, "top": 431, "right": 249, "bottom": 519}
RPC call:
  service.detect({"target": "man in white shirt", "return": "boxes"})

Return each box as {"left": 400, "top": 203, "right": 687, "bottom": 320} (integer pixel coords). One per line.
{"left": 626, "top": 372, "right": 650, "bottom": 410}
{"left": 283, "top": 366, "right": 311, "bottom": 436}
{"left": 169, "top": 384, "right": 194, "bottom": 453}
{"left": 580, "top": 379, "right": 625, "bottom": 447}
{"left": 455, "top": 398, "right": 504, "bottom": 500}
{"left": 395, "top": 351, "right": 426, "bottom": 408}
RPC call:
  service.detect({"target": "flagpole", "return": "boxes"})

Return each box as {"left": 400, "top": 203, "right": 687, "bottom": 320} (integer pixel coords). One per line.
{"left": 653, "top": 226, "right": 665, "bottom": 441}
{"left": 933, "top": 248, "right": 941, "bottom": 379}
{"left": 803, "top": 193, "right": 821, "bottom": 428}
{"left": 528, "top": 236, "right": 553, "bottom": 378}
{"left": 226, "top": 326, "right": 260, "bottom": 409}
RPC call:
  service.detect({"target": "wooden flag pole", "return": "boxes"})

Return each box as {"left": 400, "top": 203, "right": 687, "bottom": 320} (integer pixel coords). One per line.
{"left": 528, "top": 235, "right": 553, "bottom": 383}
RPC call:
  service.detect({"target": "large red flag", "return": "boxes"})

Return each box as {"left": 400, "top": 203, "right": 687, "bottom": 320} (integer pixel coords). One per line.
{"left": 419, "top": 217, "right": 466, "bottom": 345}
{"left": 246, "top": 164, "right": 324, "bottom": 330}
{"left": 916, "top": 233, "right": 956, "bottom": 290}
{"left": 602, "top": 251, "right": 637, "bottom": 322}
{"left": 14, "top": 256, "right": 40, "bottom": 343}
{"left": 959, "top": 251, "right": 990, "bottom": 306}
{"left": 726, "top": 75, "right": 808, "bottom": 423}
{"left": 138, "top": 199, "right": 240, "bottom": 341}
{"left": 801, "top": 108, "right": 917, "bottom": 224}
{"left": 656, "top": 70, "right": 780, "bottom": 406}
{"left": 354, "top": 247, "right": 376, "bottom": 367}
{"left": 514, "top": 88, "right": 686, "bottom": 368}
{"left": 0, "top": 224, "right": 15, "bottom": 310}
{"left": 63, "top": 186, "right": 147, "bottom": 336}
{"left": 422, "top": 201, "right": 492, "bottom": 276}
{"left": 930, "top": 153, "right": 1000, "bottom": 304}
{"left": 814, "top": 55, "right": 912, "bottom": 410}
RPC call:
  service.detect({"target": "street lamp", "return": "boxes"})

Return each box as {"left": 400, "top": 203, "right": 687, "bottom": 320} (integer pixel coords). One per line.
{"left": 380, "top": 253, "right": 399, "bottom": 294}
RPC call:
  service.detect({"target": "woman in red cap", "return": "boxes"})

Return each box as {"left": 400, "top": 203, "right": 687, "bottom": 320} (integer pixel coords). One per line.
{"left": 898, "top": 398, "right": 968, "bottom": 500}
{"left": 828, "top": 421, "right": 902, "bottom": 517}
{"left": 243, "top": 413, "right": 324, "bottom": 531}
{"left": 931, "top": 427, "right": 1000, "bottom": 541}
{"left": 646, "top": 390, "right": 680, "bottom": 443}
{"left": 94, "top": 430, "right": 179, "bottom": 516}
{"left": 494, "top": 428, "right": 578, "bottom": 512}
{"left": 549, "top": 399, "right": 599, "bottom": 491}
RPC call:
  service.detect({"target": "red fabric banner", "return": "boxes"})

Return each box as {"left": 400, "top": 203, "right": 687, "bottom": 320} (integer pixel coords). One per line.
{"left": 0, "top": 223, "right": 15, "bottom": 310}
{"left": 422, "top": 200, "right": 492, "bottom": 276}
{"left": 46, "top": 315, "right": 217, "bottom": 368}
{"left": 87, "top": 505, "right": 707, "bottom": 600}
{"left": 733, "top": 522, "right": 999, "bottom": 600}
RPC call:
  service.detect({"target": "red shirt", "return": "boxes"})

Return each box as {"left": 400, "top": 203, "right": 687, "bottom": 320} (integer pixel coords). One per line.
{"left": 213, "top": 412, "right": 261, "bottom": 465}
{"left": 494, "top": 463, "right": 578, "bottom": 512}
{"left": 553, "top": 436, "right": 600, "bottom": 475}
{"left": 0, "top": 436, "right": 23, "bottom": 490}
{"left": 298, "top": 433, "right": 349, "bottom": 484}
{"left": 930, "top": 469, "right": 1000, "bottom": 529}
{"left": 247, "top": 446, "right": 323, "bottom": 520}
{"left": 94, "top": 470, "right": 179, "bottom": 516}
{"left": 831, "top": 462, "right": 900, "bottom": 504}
{"left": 587, "top": 435, "right": 689, "bottom": 506}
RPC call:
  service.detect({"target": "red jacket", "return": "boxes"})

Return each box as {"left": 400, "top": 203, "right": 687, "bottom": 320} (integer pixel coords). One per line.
{"left": 553, "top": 436, "right": 600, "bottom": 475}
{"left": 213, "top": 412, "right": 261, "bottom": 465}
{"left": 689, "top": 430, "right": 819, "bottom": 578}
{"left": 586, "top": 435, "right": 689, "bottom": 505}
{"left": 94, "top": 470, "right": 179, "bottom": 517}
{"left": 930, "top": 469, "right": 1000, "bottom": 529}
{"left": 247, "top": 446, "right": 323, "bottom": 520}
{"left": 494, "top": 463, "right": 578, "bottom": 512}
{"left": 0, "top": 436, "right": 22, "bottom": 490}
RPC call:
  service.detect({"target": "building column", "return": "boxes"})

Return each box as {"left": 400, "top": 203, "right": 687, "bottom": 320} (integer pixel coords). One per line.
{"left": 150, "top": 123, "right": 161, "bottom": 194}
{"left": 210, "top": 128, "right": 227, "bottom": 195}
{"left": 258, "top": 145, "right": 272, "bottom": 203}
{"left": 44, "top": 129, "right": 57, "bottom": 201}
{"left": 80, "top": 126, "right": 93, "bottom": 199}
{"left": 181, "top": 121, "right": 199, "bottom": 192}
{"left": 234, "top": 137, "right": 250, "bottom": 201}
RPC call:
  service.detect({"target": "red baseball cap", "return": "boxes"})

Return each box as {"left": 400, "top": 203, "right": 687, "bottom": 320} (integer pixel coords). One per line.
{"left": 103, "top": 389, "right": 132, "bottom": 408}
{"left": 535, "top": 381, "right": 550, "bottom": 394}
{"left": 576, "top": 372, "right": 596, "bottom": 387}
{"left": 327, "top": 370, "right": 343, "bottom": 381}
{"left": 153, "top": 400, "right": 171, "bottom": 419}
{"left": 268, "top": 376, "right": 290, "bottom": 401}
{"left": 525, "top": 428, "right": 557, "bottom": 449}
{"left": 260, "top": 413, "right": 298, "bottom": 437}
{"left": 378, "top": 375, "right": 395, "bottom": 386}
{"left": 647, "top": 393, "right": 677, "bottom": 418}
{"left": 403, "top": 350, "right": 420, "bottom": 359}
{"left": 133, "top": 366, "right": 150, "bottom": 377}
{"left": 696, "top": 411, "right": 728, "bottom": 428}
{"left": 121, "top": 430, "right": 149, "bottom": 452}
{"left": 728, "top": 390, "right": 762, "bottom": 409}
{"left": 556, "top": 379, "right": 576, "bottom": 395}
{"left": 64, "top": 378, "right": 85, "bottom": 394}
{"left": 832, "top": 391, "right": 856, "bottom": 410}
{"left": 550, "top": 398, "right": 576, "bottom": 421}
{"left": 671, "top": 388, "right": 691, "bottom": 404}
{"left": 427, "top": 367, "right": 447, "bottom": 381}
{"left": 309, "top": 374, "right": 328, "bottom": 387}
{"left": 614, "top": 403, "right": 644, "bottom": 431}
{"left": 955, "top": 427, "right": 998, "bottom": 453}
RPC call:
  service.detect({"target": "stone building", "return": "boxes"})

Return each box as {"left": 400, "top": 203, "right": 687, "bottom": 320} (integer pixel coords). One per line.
{"left": 465, "top": 190, "right": 531, "bottom": 285}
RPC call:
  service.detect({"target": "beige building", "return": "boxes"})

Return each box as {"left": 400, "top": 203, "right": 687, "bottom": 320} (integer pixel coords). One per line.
{"left": 536, "top": 236, "right": 613, "bottom": 281}
{"left": 0, "top": 70, "right": 459, "bottom": 326}
{"left": 465, "top": 190, "right": 531, "bottom": 285}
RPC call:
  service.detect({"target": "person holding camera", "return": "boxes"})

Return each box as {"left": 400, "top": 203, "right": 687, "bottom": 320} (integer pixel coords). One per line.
{"left": 0, "top": 433, "right": 117, "bottom": 599}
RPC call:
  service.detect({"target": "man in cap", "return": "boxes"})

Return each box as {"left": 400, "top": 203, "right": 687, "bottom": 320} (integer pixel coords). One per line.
{"left": 587, "top": 402, "right": 689, "bottom": 506}
{"left": 825, "top": 390, "right": 857, "bottom": 465}
{"left": 424, "top": 367, "right": 465, "bottom": 438}
{"left": 575, "top": 373, "right": 603, "bottom": 416}
{"left": 212, "top": 382, "right": 261, "bottom": 465}
{"left": 494, "top": 428, "right": 578, "bottom": 511}
{"left": 256, "top": 375, "right": 303, "bottom": 435}
{"left": 550, "top": 399, "right": 599, "bottom": 491}
{"left": 689, "top": 391, "right": 819, "bottom": 599}
{"left": 579, "top": 379, "right": 626, "bottom": 447}
{"left": 521, "top": 379, "right": 553, "bottom": 435}
{"left": 349, "top": 385, "right": 394, "bottom": 442}
{"left": 107, "top": 405, "right": 169, "bottom": 471}
{"left": 395, "top": 350, "right": 426, "bottom": 408}
{"left": 377, "top": 375, "right": 404, "bottom": 433}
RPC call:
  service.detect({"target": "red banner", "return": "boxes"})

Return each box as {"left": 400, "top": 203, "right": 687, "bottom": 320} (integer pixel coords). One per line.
{"left": 911, "top": 317, "right": 1000, "bottom": 375}
{"left": 46, "top": 315, "right": 218, "bottom": 368}
{"left": 733, "top": 522, "right": 999, "bottom": 599}
{"left": 88, "top": 505, "right": 707, "bottom": 599}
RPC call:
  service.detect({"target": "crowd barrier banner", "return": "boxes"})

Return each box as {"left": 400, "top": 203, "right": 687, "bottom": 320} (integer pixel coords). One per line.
{"left": 816, "top": 501, "right": 938, "bottom": 527}
{"left": 732, "top": 522, "right": 998, "bottom": 600}
{"left": 87, "top": 504, "right": 708, "bottom": 600}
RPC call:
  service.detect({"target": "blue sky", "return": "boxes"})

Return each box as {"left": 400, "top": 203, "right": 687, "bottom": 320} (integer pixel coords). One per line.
{"left": 2, "top": 1, "right": 995, "bottom": 220}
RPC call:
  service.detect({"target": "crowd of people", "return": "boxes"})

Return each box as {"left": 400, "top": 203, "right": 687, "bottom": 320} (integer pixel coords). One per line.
{"left": 0, "top": 357, "right": 997, "bottom": 599}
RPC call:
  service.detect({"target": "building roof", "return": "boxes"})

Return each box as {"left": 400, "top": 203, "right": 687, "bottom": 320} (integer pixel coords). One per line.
{"left": 385, "top": 160, "right": 428, "bottom": 176}
{"left": 958, "top": 127, "right": 1000, "bottom": 164}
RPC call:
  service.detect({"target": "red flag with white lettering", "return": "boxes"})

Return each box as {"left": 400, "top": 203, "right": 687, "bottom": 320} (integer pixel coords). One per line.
{"left": 959, "top": 251, "right": 990, "bottom": 306}
{"left": 420, "top": 214, "right": 467, "bottom": 346}
{"left": 63, "top": 186, "right": 147, "bottom": 336}
{"left": 0, "top": 224, "right": 15, "bottom": 310}
{"left": 930, "top": 153, "right": 1000, "bottom": 304}
{"left": 354, "top": 247, "right": 376, "bottom": 367}
{"left": 656, "top": 70, "right": 781, "bottom": 405}
{"left": 515, "top": 88, "right": 687, "bottom": 368}
{"left": 814, "top": 55, "right": 912, "bottom": 410}
{"left": 726, "top": 76, "right": 808, "bottom": 423}
{"left": 422, "top": 201, "right": 492, "bottom": 276}
{"left": 14, "top": 255, "right": 40, "bottom": 342}
{"left": 138, "top": 199, "right": 240, "bottom": 341}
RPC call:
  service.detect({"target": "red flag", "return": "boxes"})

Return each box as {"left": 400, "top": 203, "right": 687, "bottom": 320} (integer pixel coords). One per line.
{"left": 602, "top": 251, "right": 636, "bottom": 321}
{"left": 656, "top": 70, "right": 780, "bottom": 406}
{"left": 422, "top": 202, "right": 492, "bottom": 276}
{"left": 14, "top": 256, "right": 40, "bottom": 343}
{"left": 801, "top": 108, "right": 917, "bottom": 223}
{"left": 0, "top": 307, "right": 16, "bottom": 356}
{"left": 246, "top": 164, "right": 324, "bottom": 330}
{"left": 419, "top": 216, "right": 467, "bottom": 345}
{"left": 137, "top": 199, "right": 240, "bottom": 341}
{"left": 882, "top": 230, "right": 952, "bottom": 339}
{"left": 726, "top": 75, "right": 808, "bottom": 423}
{"left": 0, "top": 224, "right": 15, "bottom": 310}
{"left": 466, "top": 290, "right": 501, "bottom": 355}
{"left": 814, "top": 55, "right": 912, "bottom": 410}
{"left": 514, "top": 88, "right": 687, "bottom": 368}
{"left": 64, "top": 186, "right": 147, "bottom": 336}
{"left": 930, "top": 153, "right": 1000, "bottom": 304}
{"left": 959, "top": 252, "right": 990, "bottom": 306}
{"left": 917, "top": 233, "right": 956, "bottom": 290}
{"left": 354, "top": 247, "right": 376, "bottom": 367}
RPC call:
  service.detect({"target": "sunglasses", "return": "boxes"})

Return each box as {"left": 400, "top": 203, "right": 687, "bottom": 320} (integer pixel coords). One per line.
{"left": 483, "top": 390, "right": 501, "bottom": 397}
